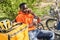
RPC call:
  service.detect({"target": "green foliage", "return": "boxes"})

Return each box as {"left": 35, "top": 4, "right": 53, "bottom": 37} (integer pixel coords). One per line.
{"left": 32, "top": 6, "right": 50, "bottom": 17}
{"left": 0, "top": 0, "right": 17, "bottom": 20}
{"left": 0, "top": 0, "right": 37, "bottom": 20}
{"left": 0, "top": 0, "right": 50, "bottom": 20}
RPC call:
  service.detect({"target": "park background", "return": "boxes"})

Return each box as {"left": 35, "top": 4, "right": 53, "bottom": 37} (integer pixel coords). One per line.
{"left": 0, "top": 0, "right": 60, "bottom": 21}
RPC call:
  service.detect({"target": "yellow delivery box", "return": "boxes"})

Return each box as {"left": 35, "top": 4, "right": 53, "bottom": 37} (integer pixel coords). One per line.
{"left": 0, "top": 19, "right": 29, "bottom": 40}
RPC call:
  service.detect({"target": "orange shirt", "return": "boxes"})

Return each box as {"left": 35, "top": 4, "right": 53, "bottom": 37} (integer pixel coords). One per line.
{"left": 16, "top": 11, "right": 36, "bottom": 31}
{"left": 18, "top": 11, "right": 23, "bottom": 14}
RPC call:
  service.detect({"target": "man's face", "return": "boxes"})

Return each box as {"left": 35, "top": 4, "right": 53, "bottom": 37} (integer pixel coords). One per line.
{"left": 24, "top": 5, "right": 28, "bottom": 9}
{"left": 21, "top": 4, "right": 28, "bottom": 10}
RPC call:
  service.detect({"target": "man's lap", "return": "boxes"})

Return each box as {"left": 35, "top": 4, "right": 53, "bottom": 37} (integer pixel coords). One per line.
{"left": 37, "top": 30, "right": 53, "bottom": 39}
{"left": 29, "top": 29, "right": 54, "bottom": 40}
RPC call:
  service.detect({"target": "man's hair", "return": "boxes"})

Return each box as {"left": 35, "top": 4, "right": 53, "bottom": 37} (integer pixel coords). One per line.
{"left": 19, "top": 3, "right": 26, "bottom": 8}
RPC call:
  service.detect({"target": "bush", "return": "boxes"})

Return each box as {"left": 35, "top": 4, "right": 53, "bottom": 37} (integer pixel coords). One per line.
{"left": 0, "top": 0, "right": 50, "bottom": 20}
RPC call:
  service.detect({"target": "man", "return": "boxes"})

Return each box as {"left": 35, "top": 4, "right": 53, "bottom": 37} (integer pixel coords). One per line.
{"left": 15, "top": 3, "right": 55, "bottom": 40}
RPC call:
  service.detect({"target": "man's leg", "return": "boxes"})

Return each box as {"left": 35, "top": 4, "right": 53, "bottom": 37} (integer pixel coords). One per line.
{"left": 28, "top": 29, "right": 40, "bottom": 40}
{"left": 37, "top": 30, "right": 55, "bottom": 40}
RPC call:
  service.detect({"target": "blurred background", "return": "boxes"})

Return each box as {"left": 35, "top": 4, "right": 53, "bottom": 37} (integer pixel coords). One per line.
{"left": 0, "top": 0, "right": 60, "bottom": 20}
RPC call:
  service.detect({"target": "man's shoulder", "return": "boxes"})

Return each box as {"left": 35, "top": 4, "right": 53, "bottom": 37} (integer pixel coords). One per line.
{"left": 18, "top": 10, "right": 23, "bottom": 14}
{"left": 16, "top": 13, "right": 24, "bottom": 18}
{"left": 28, "top": 14, "right": 34, "bottom": 17}
{"left": 29, "top": 13, "right": 33, "bottom": 16}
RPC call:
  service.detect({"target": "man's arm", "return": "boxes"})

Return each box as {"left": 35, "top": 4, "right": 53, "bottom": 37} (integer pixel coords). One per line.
{"left": 27, "top": 8, "right": 41, "bottom": 23}
{"left": 12, "top": 19, "right": 16, "bottom": 23}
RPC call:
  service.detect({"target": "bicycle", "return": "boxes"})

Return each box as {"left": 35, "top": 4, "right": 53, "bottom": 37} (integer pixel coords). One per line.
{"left": 46, "top": 0, "right": 60, "bottom": 36}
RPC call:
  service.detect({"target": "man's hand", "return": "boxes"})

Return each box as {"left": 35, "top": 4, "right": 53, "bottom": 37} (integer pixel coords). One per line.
{"left": 23, "top": 8, "right": 32, "bottom": 13}
{"left": 28, "top": 23, "right": 33, "bottom": 28}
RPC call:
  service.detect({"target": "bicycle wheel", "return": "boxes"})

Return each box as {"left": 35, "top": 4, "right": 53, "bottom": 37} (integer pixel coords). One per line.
{"left": 46, "top": 18, "right": 57, "bottom": 30}
{"left": 46, "top": 19, "right": 60, "bottom": 36}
